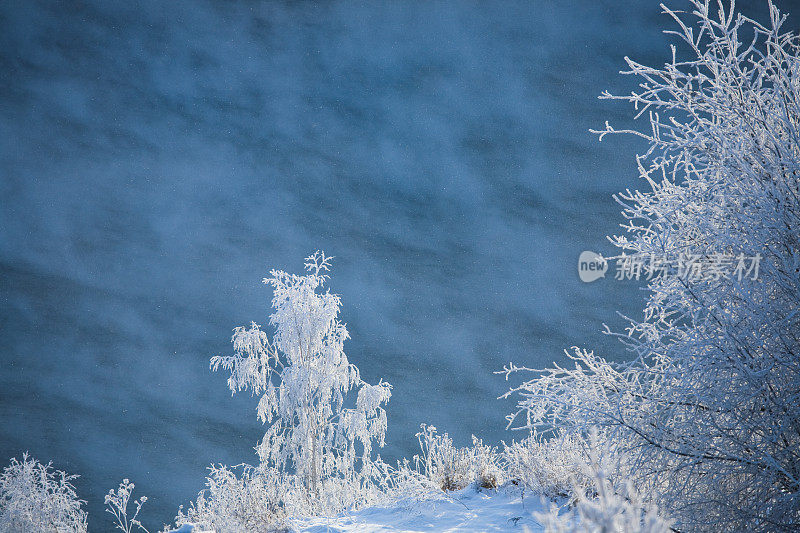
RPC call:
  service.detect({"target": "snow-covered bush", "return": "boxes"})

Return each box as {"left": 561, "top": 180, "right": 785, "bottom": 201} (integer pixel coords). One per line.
{"left": 209, "top": 252, "right": 392, "bottom": 516}
{"left": 170, "top": 464, "right": 289, "bottom": 533}
{"left": 414, "top": 424, "right": 504, "bottom": 492}
{"left": 504, "top": 1, "right": 800, "bottom": 530}
{"left": 471, "top": 437, "right": 504, "bottom": 490}
{"left": 106, "top": 479, "right": 149, "bottom": 533}
{"left": 533, "top": 430, "right": 672, "bottom": 533}
{"left": 0, "top": 454, "right": 88, "bottom": 533}
{"left": 503, "top": 432, "right": 588, "bottom": 499}
{"left": 534, "top": 465, "right": 671, "bottom": 533}
{"left": 169, "top": 450, "right": 400, "bottom": 532}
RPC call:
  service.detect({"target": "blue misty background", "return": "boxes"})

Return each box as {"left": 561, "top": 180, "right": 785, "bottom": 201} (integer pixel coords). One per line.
{"left": 1, "top": 1, "right": 795, "bottom": 530}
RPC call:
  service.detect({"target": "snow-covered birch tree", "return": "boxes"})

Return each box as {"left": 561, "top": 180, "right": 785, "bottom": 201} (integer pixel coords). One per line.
{"left": 211, "top": 251, "right": 391, "bottom": 513}
{"left": 502, "top": 2, "right": 800, "bottom": 530}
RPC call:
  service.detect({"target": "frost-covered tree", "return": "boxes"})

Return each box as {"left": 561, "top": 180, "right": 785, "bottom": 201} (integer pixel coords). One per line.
{"left": 503, "top": 1, "right": 800, "bottom": 530}
{"left": 211, "top": 251, "right": 392, "bottom": 513}
{"left": 0, "top": 454, "right": 88, "bottom": 533}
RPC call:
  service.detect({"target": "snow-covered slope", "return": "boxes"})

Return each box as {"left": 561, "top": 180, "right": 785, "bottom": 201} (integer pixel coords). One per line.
{"left": 169, "top": 485, "right": 551, "bottom": 532}
{"left": 295, "top": 486, "right": 548, "bottom": 532}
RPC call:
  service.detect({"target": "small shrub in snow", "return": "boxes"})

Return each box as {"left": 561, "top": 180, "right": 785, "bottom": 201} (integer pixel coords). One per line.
{"left": 471, "top": 437, "right": 504, "bottom": 490}
{"left": 535, "top": 478, "right": 671, "bottom": 533}
{"left": 171, "top": 464, "right": 289, "bottom": 533}
{"left": 534, "top": 432, "right": 671, "bottom": 533}
{"left": 375, "top": 459, "right": 445, "bottom": 506}
{"left": 105, "top": 479, "right": 149, "bottom": 533}
{"left": 0, "top": 453, "right": 88, "bottom": 533}
{"left": 503, "top": 432, "right": 588, "bottom": 499}
{"left": 414, "top": 424, "right": 504, "bottom": 492}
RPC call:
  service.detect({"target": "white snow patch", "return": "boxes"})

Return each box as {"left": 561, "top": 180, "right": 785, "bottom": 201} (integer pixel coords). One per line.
{"left": 294, "top": 485, "right": 550, "bottom": 532}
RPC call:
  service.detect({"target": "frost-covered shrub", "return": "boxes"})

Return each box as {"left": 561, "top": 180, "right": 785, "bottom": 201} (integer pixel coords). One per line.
{"left": 414, "top": 425, "right": 504, "bottom": 492}
{"left": 504, "top": 1, "right": 800, "bottom": 530}
{"left": 209, "top": 252, "right": 392, "bottom": 516}
{"left": 171, "top": 465, "right": 289, "bottom": 533}
{"left": 472, "top": 437, "right": 504, "bottom": 490}
{"left": 0, "top": 454, "right": 88, "bottom": 533}
{"left": 375, "top": 459, "right": 445, "bottom": 507}
{"left": 503, "top": 432, "right": 588, "bottom": 499}
{"left": 535, "top": 475, "right": 671, "bottom": 533}
{"left": 105, "top": 479, "right": 149, "bottom": 533}
{"left": 534, "top": 432, "right": 672, "bottom": 533}
{"left": 414, "top": 424, "right": 475, "bottom": 491}
{"left": 170, "top": 462, "right": 404, "bottom": 533}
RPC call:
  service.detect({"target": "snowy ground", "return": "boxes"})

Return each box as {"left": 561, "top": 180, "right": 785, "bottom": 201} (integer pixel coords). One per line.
{"left": 294, "top": 486, "right": 550, "bottom": 532}
{"left": 167, "top": 485, "right": 558, "bottom": 532}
